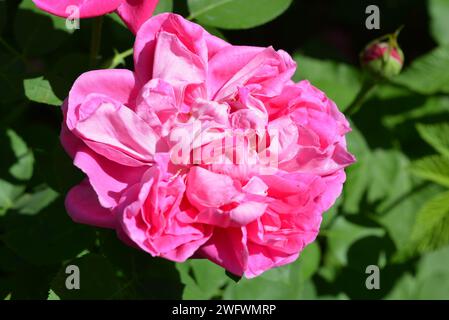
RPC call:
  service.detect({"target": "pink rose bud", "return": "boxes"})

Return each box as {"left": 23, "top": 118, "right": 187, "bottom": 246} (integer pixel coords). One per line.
{"left": 360, "top": 33, "right": 404, "bottom": 79}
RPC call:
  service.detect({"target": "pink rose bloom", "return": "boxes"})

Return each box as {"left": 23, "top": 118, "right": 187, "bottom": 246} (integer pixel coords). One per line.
{"left": 62, "top": 13, "right": 355, "bottom": 278}
{"left": 32, "top": 0, "right": 159, "bottom": 33}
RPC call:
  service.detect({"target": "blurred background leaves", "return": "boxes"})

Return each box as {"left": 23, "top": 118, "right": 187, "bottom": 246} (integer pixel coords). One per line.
{"left": 1, "top": 0, "right": 449, "bottom": 300}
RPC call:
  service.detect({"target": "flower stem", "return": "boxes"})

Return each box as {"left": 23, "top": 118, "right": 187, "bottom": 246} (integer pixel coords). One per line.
{"left": 89, "top": 17, "right": 103, "bottom": 68}
{"left": 344, "top": 76, "right": 378, "bottom": 116}
{"left": 108, "top": 48, "right": 134, "bottom": 69}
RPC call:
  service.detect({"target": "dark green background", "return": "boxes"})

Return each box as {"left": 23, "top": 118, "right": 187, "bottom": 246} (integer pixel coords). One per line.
{"left": 1, "top": 0, "right": 449, "bottom": 300}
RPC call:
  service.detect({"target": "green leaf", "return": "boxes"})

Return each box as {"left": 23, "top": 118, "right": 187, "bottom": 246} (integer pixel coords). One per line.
{"left": 414, "top": 246, "right": 449, "bottom": 299}
{"left": 411, "top": 155, "right": 449, "bottom": 188}
{"left": 326, "top": 217, "right": 385, "bottom": 266}
{"left": 393, "top": 46, "right": 449, "bottom": 95}
{"left": 15, "top": 0, "right": 73, "bottom": 56}
{"left": 293, "top": 54, "right": 361, "bottom": 110}
{"left": 154, "top": 0, "right": 173, "bottom": 14}
{"left": 0, "top": 180, "right": 25, "bottom": 216}
{"left": 409, "top": 191, "right": 449, "bottom": 255}
{"left": 223, "top": 275, "right": 316, "bottom": 299}
{"left": 428, "top": 0, "right": 449, "bottom": 45}
{"left": 367, "top": 150, "right": 412, "bottom": 211}
{"left": 47, "top": 289, "right": 60, "bottom": 300}
{"left": 321, "top": 196, "right": 341, "bottom": 229}
{"left": 51, "top": 254, "right": 121, "bottom": 300}
{"left": 176, "top": 260, "right": 228, "bottom": 299}
{"left": 108, "top": 13, "right": 127, "bottom": 28}
{"left": 188, "top": 0, "right": 292, "bottom": 30}
{"left": 12, "top": 185, "right": 59, "bottom": 215}
{"left": 417, "top": 123, "right": 449, "bottom": 158}
{"left": 3, "top": 200, "right": 96, "bottom": 265}
{"left": 376, "top": 182, "right": 442, "bottom": 253}
{"left": 223, "top": 244, "right": 320, "bottom": 300}
{"left": 343, "top": 158, "right": 370, "bottom": 214}
{"left": 342, "top": 124, "right": 371, "bottom": 213}
{"left": 382, "top": 96, "right": 449, "bottom": 129}
{"left": 203, "top": 25, "right": 226, "bottom": 40}
{"left": 98, "top": 230, "right": 184, "bottom": 299}
{"left": 290, "top": 242, "right": 321, "bottom": 282}
{"left": 385, "top": 272, "right": 417, "bottom": 300}
{"left": 225, "top": 270, "right": 242, "bottom": 283}
{"left": 24, "top": 77, "right": 62, "bottom": 106}
{"left": 6, "top": 129, "right": 34, "bottom": 180}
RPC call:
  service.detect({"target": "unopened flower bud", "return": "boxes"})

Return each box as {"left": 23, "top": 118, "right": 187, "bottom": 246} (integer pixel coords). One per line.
{"left": 360, "top": 31, "right": 404, "bottom": 79}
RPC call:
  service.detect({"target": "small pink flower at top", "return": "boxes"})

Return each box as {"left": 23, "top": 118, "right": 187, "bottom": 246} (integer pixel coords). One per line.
{"left": 32, "top": 0, "right": 159, "bottom": 34}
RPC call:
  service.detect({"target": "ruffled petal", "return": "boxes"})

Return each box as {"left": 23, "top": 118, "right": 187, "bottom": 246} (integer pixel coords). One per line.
{"left": 65, "top": 179, "right": 115, "bottom": 228}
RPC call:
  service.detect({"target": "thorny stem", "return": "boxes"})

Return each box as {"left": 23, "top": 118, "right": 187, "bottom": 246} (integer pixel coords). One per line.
{"left": 344, "top": 76, "right": 378, "bottom": 117}
{"left": 89, "top": 17, "right": 103, "bottom": 68}
{"left": 106, "top": 47, "right": 134, "bottom": 69}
